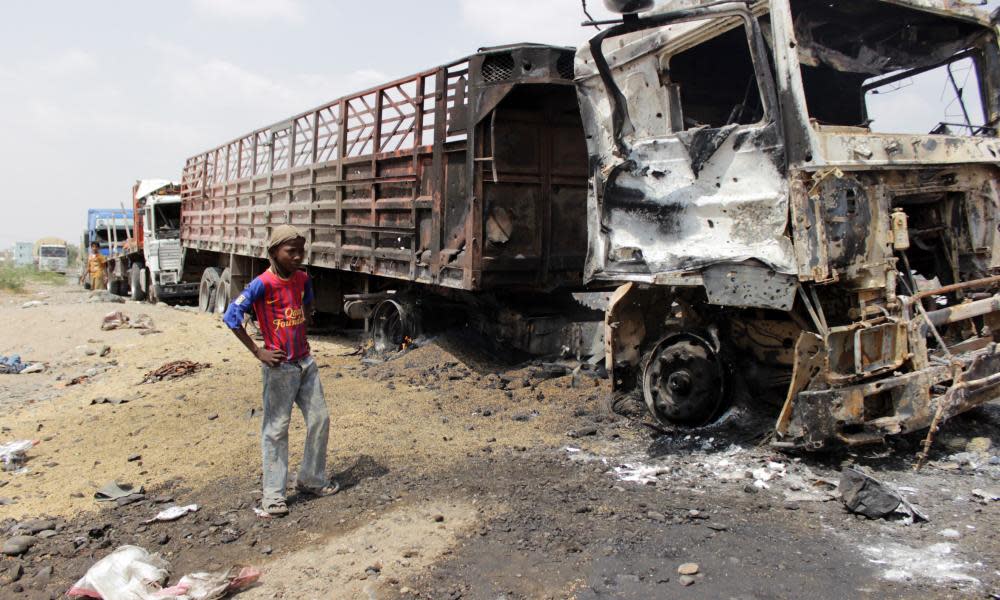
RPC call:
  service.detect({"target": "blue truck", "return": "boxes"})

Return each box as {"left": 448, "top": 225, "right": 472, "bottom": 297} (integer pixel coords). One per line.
{"left": 83, "top": 208, "right": 134, "bottom": 293}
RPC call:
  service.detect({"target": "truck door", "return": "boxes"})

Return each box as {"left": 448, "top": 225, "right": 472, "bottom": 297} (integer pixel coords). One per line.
{"left": 581, "top": 5, "right": 797, "bottom": 286}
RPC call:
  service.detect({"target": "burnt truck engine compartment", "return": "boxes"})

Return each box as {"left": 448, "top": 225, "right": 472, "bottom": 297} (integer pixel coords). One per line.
{"left": 612, "top": 166, "right": 1000, "bottom": 448}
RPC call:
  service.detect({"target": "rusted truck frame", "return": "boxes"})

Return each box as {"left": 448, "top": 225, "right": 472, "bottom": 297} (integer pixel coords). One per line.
{"left": 577, "top": 0, "right": 1000, "bottom": 448}
{"left": 180, "top": 44, "right": 601, "bottom": 355}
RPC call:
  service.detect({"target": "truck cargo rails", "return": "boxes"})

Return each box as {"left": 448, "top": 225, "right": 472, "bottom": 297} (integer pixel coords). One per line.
{"left": 180, "top": 43, "right": 605, "bottom": 355}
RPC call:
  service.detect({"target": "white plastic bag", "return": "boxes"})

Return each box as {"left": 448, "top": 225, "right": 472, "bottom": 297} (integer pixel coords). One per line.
{"left": 0, "top": 439, "right": 37, "bottom": 469}
{"left": 67, "top": 546, "right": 170, "bottom": 600}
{"left": 143, "top": 504, "right": 199, "bottom": 524}
{"left": 154, "top": 567, "right": 260, "bottom": 600}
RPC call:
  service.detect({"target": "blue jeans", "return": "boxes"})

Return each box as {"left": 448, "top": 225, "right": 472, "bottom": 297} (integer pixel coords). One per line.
{"left": 261, "top": 356, "right": 330, "bottom": 503}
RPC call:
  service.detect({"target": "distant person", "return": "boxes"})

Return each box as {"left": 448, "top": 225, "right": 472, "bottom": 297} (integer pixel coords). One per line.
{"left": 222, "top": 225, "right": 337, "bottom": 516}
{"left": 86, "top": 242, "right": 107, "bottom": 290}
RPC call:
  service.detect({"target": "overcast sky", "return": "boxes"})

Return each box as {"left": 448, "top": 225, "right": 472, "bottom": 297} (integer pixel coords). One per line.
{"left": 0, "top": 0, "right": 996, "bottom": 249}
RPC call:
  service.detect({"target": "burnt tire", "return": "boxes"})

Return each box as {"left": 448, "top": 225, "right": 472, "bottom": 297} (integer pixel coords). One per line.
{"left": 642, "top": 332, "right": 728, "bottom": 427}
{"left": 198, "top": 267, "right": 222, "bottom": 313}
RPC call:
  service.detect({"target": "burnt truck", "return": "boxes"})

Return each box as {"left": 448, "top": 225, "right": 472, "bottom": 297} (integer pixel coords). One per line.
{"left": 179, "top": 44, "right": 604, "bottom": 356}
{"left": 577, "top": 0, "right": 1000, "bottom": 448}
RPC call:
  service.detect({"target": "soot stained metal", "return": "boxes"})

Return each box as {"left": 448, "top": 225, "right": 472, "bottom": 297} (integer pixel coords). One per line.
{"left": 575, "top": 0, "right": 1000, "bottom": 450}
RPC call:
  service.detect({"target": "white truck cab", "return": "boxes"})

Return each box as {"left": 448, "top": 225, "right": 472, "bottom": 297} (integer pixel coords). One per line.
{"left": 133, "top": 180, "right": 198, "bottom": 302}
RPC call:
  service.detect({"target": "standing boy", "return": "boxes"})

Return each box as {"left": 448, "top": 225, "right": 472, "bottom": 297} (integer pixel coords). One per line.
{"left": 223, "top": 225, "right": 338, "bottom": 516}
{"left": 87, "top": 242, "right": 107, "bottom": 290}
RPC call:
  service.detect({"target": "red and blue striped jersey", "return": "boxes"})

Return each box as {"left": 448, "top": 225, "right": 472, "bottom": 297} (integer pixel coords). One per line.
{"left": 223, "top": 269, "right": 314, "bottom": 362}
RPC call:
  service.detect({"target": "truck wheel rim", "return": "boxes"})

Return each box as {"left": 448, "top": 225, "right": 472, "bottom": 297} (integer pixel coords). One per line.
{"left": 642, "top": 332, "right": 726, "bottom": 426}
{"left": 199, "top": 280, "right": 214, "bottom": 312}
{"left": 372, "top": 300, "right": 407, "bottom": 352}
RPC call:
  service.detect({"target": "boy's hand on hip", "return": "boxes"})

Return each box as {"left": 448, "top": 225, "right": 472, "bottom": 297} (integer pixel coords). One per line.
{"left": 255, "top": 347, "right": 286, "bottom": 367}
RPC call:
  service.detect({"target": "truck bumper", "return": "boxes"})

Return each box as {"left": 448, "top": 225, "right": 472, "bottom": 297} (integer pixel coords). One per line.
{"left": 774, "top": 341, "right": 1000, "bottom": 450}
{"left": 155, "top": 283, "right": 199, "bottom": 300}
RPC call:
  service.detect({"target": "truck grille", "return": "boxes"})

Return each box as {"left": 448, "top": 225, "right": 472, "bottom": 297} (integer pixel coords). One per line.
{"left": 157, "top": 244, "right": 182, "bottom": 272}
{"left": 482, "top": 53, "right": 515, "bottom": 83}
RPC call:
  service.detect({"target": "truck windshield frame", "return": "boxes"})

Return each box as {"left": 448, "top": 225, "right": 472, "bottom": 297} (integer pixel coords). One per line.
{"left": 588, "top": 1, "right": 780, "bottom": 154}
{"left": 787, "top": 0, "right": 999, "bottom": 136}
{"left": 39, "top": 246, "right": 67, "bottom": 258}
{"left": 153, "top": 203, "right": 181, "bottom": 239}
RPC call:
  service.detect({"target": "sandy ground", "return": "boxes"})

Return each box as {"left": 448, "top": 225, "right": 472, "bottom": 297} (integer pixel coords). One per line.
{"left": 1, "top": 279, "right": 998, "bottom": 599}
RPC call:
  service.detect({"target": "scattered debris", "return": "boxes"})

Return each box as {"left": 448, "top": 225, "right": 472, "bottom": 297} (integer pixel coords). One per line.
{"left": 101, "top": 310, "right": 155, "bottom": 331}
{"left": 95, "top": 481, "right": 145, "bottom": 502}
{"left": 67, "top": 544, "right": 259, "bottom": 599}
{"left": 511, "top": 411, "right": 539, "bottom": 422}
{"left": 87, "top": 290, "right": 125, "bottom": 304}
{"left": 143, "top": 504, "right": 199, "bottom": 524}
{"left": 142, "top": 361, "right": 211, "bottom": 384}
{"left": 158, "top": 566, "right": 261, "bottom": 599}
{"left": 840, "top": 468, "right": 927, "bottom": 522}
{"left": 90, "top": 396, "right": 130, "bottom": 406}
{"left": 862, "top": 542, "right": 979, "bottom": 586}
{"left": 0, "top": 355, "right": 36, "bottom": 375}
{"left": 67, "top": 375, "right": 91, "bottom": 386}
{"left": 0, "top": 439, "right": 38, "bottom": 472}
{"left": 971, "top": 488, "right": 999, "bottom": 502}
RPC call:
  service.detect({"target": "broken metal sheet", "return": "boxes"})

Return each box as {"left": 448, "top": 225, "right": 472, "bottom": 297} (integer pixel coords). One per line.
{"left": 841, "top": 467, "right": 902, "bottom": 517}
{"left": 814, "top": 133, "right": 1000, "bottom": 168}
{"left": 702, "top": 261, "right": 798, "bottom": 310}
{"left": 586, "top": 123, "right": 796, "bottom": 282}
{"left": 840, "top": 467, "right": 929, "bottom": 521}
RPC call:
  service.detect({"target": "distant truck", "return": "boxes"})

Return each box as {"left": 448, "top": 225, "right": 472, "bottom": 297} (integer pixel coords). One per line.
{"left": 103, "top": 180, "right": 199, "bottom": 302}
{"left": 34, "top": 237, "right": 69, "bottom": 273}
{"left": 13, "top": 242, "right": 33, "bottom": 268}
{"left": 84, "top": 208, "right": 134, "bottom": 293}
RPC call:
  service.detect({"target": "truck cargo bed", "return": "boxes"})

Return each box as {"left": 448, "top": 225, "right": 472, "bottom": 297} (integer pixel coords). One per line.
{"left": 180, "top": 44, "right": 588, "bottom": 293}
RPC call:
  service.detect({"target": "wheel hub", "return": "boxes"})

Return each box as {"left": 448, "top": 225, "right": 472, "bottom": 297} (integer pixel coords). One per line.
{"left": 642, "top": 333, "right": 726, "bottom": 426}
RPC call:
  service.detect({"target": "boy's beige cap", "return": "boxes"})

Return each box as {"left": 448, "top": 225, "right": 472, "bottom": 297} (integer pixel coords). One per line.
{"left": 268, "top": 224, "right": 305, "bottom": 250}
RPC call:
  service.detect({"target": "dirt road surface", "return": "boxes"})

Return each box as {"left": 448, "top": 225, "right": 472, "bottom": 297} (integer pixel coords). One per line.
{"left": 1, "top": 280, "right": 998, "bottom": 599}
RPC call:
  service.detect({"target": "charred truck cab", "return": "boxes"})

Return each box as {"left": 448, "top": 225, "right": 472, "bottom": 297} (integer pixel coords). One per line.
{"left": 576, "top": 0, "right": 1000, "bottom": 449}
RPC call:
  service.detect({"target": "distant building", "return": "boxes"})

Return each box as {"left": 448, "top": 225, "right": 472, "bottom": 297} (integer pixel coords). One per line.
{"left": 14, "top": 242, "right": 33, "bottom": 267}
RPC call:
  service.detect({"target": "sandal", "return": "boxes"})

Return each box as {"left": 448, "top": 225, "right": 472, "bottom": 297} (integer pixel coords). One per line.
{"left": 295, "top": 480, "right": 341, "bottom": 497}
{"left": 262, "top": 498, "right": 289, "bottom": 516}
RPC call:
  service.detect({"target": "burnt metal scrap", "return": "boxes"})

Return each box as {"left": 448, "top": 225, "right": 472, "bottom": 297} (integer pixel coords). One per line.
{"left": 142, "top": 360, "right": 211, "bottom": 384}
{"left": 840, "top": 467, "right": 928, "bottom": 521}
{"left": 574, "top": 0, "right": 1000, "bottom": 450}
